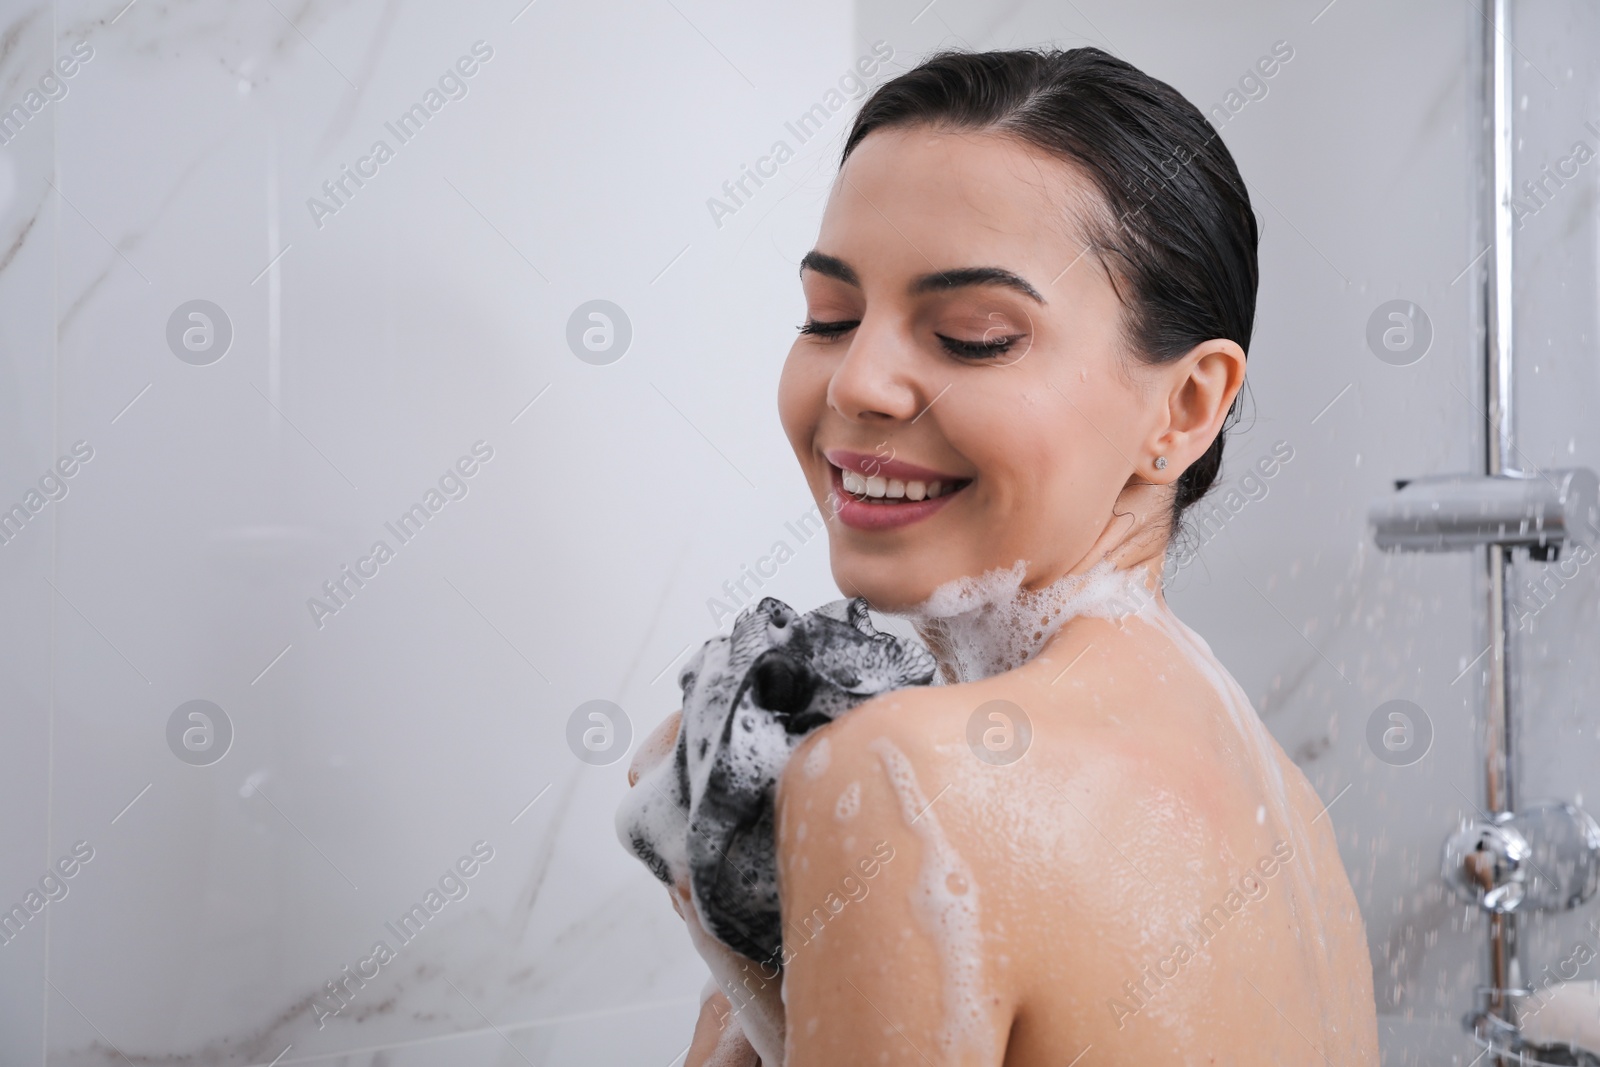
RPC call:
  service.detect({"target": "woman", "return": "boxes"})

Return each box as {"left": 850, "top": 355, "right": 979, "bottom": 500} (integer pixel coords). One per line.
{"left": 632, "top": 46, "right": 1379, "bottom": 1065}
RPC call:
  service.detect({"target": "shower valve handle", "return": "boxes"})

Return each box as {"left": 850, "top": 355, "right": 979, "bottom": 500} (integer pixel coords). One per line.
{"left": 1443, "top": 801, "right": 1600, "bottom": 914}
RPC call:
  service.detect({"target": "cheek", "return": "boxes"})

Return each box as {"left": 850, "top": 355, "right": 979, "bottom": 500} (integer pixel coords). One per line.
{"left": 946, "top": 388, "right": 1110, "bottom": 532}
{"left": 777, "top": 345, "right": 826, "bottom": 447}
{"left": 947, "top": 394, "right": 1062, "bottom": 488}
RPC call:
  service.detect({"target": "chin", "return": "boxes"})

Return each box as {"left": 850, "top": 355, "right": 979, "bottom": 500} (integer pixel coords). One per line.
{"left": 833, "top": 573, "right": 919, "bottom": 614}
{"left": 827, "top": 550, "right": 954, "bottom": 615}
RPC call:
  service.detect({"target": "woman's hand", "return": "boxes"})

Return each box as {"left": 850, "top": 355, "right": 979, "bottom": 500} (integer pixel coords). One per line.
{"left": 629, "top": 708, "right": 682, "bottom": 788}
{"left": 687, "top": 987, "right": 761, "bottom": 1067}
{"left": 680, "top": 891, "right": 785, "bottom": 1066}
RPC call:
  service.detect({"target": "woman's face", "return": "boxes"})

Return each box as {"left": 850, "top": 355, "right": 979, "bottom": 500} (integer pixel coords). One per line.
{"left": 778, "top": 125, "right": 1212, "bottom": 613}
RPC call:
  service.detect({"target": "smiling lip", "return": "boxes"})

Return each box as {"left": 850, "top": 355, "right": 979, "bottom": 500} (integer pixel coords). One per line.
{"left": 821, "top": 448, "right": 973, "bottom": 532}
{"left": 822, "top": 449, "right": 968, "bottom": 484}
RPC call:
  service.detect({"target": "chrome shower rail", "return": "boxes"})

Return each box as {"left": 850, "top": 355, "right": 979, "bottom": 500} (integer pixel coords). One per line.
{"left": 1484, "top": 0, "right": 1519, "bottom": 1033}
{"left": 1368, "top": 1, "right": 1600, "bottom": 1061}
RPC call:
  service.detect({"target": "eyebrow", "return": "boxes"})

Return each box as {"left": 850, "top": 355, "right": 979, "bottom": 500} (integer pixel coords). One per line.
{"left": 799, "top": 250, "right": 1045, "bottom": 305}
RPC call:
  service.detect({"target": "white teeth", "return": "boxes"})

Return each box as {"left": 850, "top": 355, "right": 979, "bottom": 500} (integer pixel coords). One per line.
{"left": 837, "top": 466, "right": 964, "bottom": 502}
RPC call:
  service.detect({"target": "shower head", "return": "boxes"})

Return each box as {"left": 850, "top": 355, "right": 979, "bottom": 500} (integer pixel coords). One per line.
{"left": 1369, "top": 468, "right": 1600, "bottom": 558}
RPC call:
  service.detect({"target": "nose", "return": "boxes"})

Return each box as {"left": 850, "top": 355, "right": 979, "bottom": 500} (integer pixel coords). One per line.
{"left": 824, "top": 320, "right": 926, "bottom": 424}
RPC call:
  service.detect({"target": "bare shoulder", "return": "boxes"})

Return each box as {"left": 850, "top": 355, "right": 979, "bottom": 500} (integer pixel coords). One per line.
{"left": 774, "top": 663, "right": 1189, "bottom": 873}
{"left": 769, "top": 677, "right": 1206, "bottom": 1059}
{"left": 773, "top": 673, "right": 1168, "bottom": 917}
{"left": 774, "top": 685, "right": 955, "bottom": 880}
{"left": 776, "top": 638, "right": 1267, "bottom": 943}
{"left": 771, "top": 683, "right": 992, "bottom": 946}
{"left": 774, "top": 682, "right": 1002, "bottom": 875}
{"left": 780, "top": 684, "right": 955, "bottom": 794}
{"left": 771, "top": 685, "right": 1022, "bottom": 1063}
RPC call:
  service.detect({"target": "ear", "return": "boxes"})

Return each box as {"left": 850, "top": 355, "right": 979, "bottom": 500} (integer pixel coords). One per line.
{"left": 1146, "top": 338, "right": 1246, "bottom": 481}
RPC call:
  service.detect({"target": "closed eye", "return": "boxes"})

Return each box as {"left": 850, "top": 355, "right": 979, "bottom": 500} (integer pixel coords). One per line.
{"left": 934, "top": 332, "right": 1021, "bottom": 359}
{"left": 797, "top": 318, "right": 858, "bottom": 338}
{"left": 798, "top": 319, "right": 1023, "bottom": 360}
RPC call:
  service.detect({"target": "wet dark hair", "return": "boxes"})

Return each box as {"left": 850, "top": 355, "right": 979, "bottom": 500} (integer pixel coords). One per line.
{"left": 839, "top": 46, "right": 1258, "bottom": 535}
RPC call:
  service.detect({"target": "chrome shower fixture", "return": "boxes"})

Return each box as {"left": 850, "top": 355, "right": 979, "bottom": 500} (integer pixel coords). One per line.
{"left": 1370, "top": 469, "right": 1600, "bottom": 558}
{"left": 1369, "top": 0, "right": 1600, "bottom": 1058}
{"left": 1443, "top": 802, "right": 1600, "bottom": 915}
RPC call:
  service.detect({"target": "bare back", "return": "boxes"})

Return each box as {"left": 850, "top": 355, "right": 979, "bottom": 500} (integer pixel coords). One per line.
{"left": 774, "top": 603, "right": 1378, "bottom": 1065}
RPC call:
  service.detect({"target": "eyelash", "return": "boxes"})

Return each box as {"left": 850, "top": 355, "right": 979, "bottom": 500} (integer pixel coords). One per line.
{"left": 796, "top": 319, "right": 1021, "bottom": 359}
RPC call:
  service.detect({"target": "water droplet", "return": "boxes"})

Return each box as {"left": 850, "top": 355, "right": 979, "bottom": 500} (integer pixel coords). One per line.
{"left": 946, "top": 871, "right": 969, "bottom": 895}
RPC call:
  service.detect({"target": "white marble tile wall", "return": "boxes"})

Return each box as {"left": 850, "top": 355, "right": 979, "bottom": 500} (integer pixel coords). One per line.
{"left": 0, "top": 1, "right": 870, "bottom": 1063}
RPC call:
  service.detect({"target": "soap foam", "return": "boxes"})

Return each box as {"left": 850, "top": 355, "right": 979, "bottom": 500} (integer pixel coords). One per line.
{"left": 803, "top": 736, "right": 831, "bottom": 779}
{"left": 834, "top": 780, "right": 861, "bottom": 822}
{"left": 868, "top": 736, "right": 994, "bottom": 1062}
{"left": 898, "top": 557, "right": 1157, "bottom": 683}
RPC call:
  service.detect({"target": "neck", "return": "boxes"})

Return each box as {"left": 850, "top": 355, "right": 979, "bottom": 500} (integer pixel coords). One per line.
{"left": 900, "top": 481, "right": 1172, "bottom": 685}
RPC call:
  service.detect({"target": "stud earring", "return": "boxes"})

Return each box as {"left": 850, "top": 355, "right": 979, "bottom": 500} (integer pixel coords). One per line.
{"left": 1154, "top": 456, "right": 1168, "bottom": 471}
